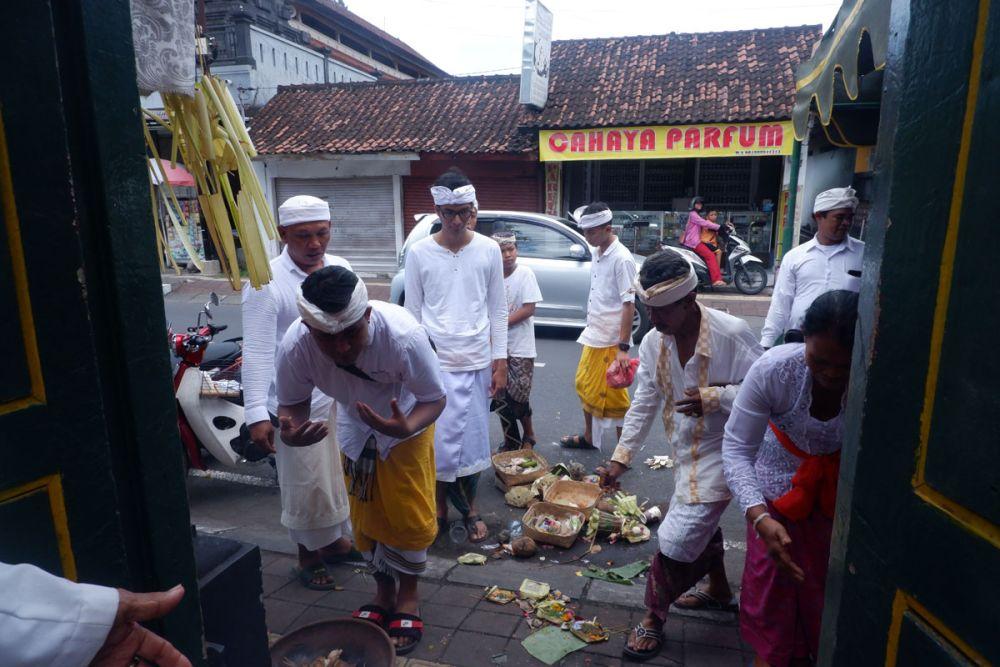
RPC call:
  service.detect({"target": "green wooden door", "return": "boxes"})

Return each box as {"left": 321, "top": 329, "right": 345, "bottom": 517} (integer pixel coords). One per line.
{"left": 0, "top": 0, "right": 203, "bottom": 662}
{"left": 821, "top": 0, "right": 999, "bottom": 664}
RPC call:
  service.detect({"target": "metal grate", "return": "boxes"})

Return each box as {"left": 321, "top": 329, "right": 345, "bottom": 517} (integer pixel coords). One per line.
{"left": 699, "top": 158, "right": 752, "bottom": 207}
{"left": 643, "top": 161, "right": 686, "bottom": 207}
{"left": 597, "top": 161, "right": 641, "bottom": 208}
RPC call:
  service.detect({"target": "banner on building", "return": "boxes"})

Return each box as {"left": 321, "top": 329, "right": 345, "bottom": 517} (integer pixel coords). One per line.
{"left": 519, "top": 0, "right": 552, "bottom": 109}
{"left": 539, "top": 121, "right": 794, "bottom": 161}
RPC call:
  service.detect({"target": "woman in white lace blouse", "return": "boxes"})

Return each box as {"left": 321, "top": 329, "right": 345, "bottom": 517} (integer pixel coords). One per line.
{"left": 723, "top": 290, "right": 858, "bottom": 667}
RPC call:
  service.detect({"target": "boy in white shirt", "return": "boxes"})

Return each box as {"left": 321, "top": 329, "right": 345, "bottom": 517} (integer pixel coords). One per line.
{"left": 491, "top": 232, "right": 543, "bottom": 450}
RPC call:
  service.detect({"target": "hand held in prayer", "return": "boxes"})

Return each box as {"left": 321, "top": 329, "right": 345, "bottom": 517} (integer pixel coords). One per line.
{"left": 356, "top": 399, "right": 412, "bottom": 439}
{"left": 615, "top": 349, "right": 631, "bottom": 373}
{"left": 90, "top": 584, "right": 192, "bottom": 667}
{"left": 757, "top": 517, "right": 805, "bottom": 583}
{"left": 490, "top": 359, "right": 508, "bottom": 397}
{"left": 675, "top": 388, "right": 704, "bottom": 417}
{"left": 278, "top": 416, "right": 329, "bottom": 447}
{"left": 599, "top": 461, "right": 627, "bottom": 489}
{"left": 248, "top": 420, "right": 276, "bottom": 454}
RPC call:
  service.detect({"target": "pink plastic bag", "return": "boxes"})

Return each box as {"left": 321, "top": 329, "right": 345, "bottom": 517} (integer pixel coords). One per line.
{"left": 606, "top": 358, "right": 640, "bottom": 389}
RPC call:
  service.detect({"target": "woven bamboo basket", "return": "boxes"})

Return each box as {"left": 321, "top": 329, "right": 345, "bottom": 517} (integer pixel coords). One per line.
{"left": 544, "top": 479, "right": 603, "bottom": 512}
{"left": 492, "top": 450, "right": 549, "bottom": 488}
{"left": 522, "top": 501, "right": 586, "bottom": 549}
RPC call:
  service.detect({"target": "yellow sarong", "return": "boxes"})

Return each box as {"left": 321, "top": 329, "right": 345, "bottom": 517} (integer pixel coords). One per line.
{"left": 345, "top": 426, "right": 438, "bottom": 553}
{"left": 575, "top": 345, "right": 631, "bottom": 419}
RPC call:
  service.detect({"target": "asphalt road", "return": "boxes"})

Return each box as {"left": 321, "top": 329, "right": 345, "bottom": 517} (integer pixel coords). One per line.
{"left": 166, "top": 295, "right": 764, "bottom": 589}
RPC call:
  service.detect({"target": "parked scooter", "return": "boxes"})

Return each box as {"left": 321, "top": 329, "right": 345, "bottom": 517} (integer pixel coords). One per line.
{"left": 170, "top": 293, "right": 266, "bottom": 471}
{"left": 665, "top": 223, "right": 769, "bottom": 295}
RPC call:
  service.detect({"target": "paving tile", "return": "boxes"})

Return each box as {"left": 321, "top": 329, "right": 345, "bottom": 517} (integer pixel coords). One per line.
{"left": 263, "top": 598, "right": 308, "bottom": 634}
{"left": 261, "top": 572, "right": 290, "bottom": 596}
{"left": 566, "top": 652, "right": 622, "bottom": 667}
{"left": 574, "top": 603, "right": 634, "bottom": 634}
{"left": 407, "top": 625, "right": 454, "bottom": 663}
{"left": 440, "top": 630, "right": 508, "bottom": 667}
{"left": 286, "top": 605, "right": 348, "bottom": 632}
{"left": 422, "top": 601, "right": 472, "bottom": 629}
{"left": 425, "top": 583, "right": 486, "bottom": 608}
{"left": 510, "top": 618, "right": 534, "bottom": 641}
{"left": 269, "top": 578, "right": 340, "bottom": 605}
{"left": 447, "top": 559, "right": 586, "bottom": 598}
{"left": 459, "top": 609, "right": 521, "bottom": 637}
{"left": 262, "top": 554, "right": 297, "bottom": 576}
{"left": 683, "top": 619, "right": 742, "bottom": 649}
{"left": 584, "top": 579, "right": 647, "bottom": 609}
{"left": 313, "top": 588, "right": 379, "bottom": 613}
{"left": 335, "top": 569, "right": 379, "bottom": 593}
{"left": 503, "top": 635, "right": 567, "bottom": 667}
{"left": 681, "top": 643, "right": 743, "bottom": 666}
{"left": 406, "top": 661, "right": 453, "bottom": 667}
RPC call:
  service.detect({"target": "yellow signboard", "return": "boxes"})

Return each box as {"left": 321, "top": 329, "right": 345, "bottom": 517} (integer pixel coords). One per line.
{"left": 539, "top": 121, "right": 794, "bottom": 161}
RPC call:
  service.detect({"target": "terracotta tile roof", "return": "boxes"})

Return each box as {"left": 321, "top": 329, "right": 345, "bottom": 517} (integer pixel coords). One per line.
{"left": 251, "top": 26, "right": 821, "bottom": 155}
{"left": 251, "top": 76, "right": 534, "bottom": 155}
{"left": 528, "top": 26, "right": 821, "bottom": 128}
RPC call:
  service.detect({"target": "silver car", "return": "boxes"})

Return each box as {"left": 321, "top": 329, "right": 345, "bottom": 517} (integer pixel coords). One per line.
{"left": 389, "top": 211, "right": 650, "bottom": 342}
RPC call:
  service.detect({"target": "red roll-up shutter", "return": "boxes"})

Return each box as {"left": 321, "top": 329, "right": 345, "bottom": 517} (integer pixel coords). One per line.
{"left": 402, "top": 174, "right": 540, "bottom": 237}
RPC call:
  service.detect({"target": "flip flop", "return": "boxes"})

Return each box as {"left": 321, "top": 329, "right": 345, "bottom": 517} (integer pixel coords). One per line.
{"left": 387, "top": 612, "right": 424, "bottom": 656}
{"left": 673, "top": 588, "right": 738, "bottom": 612}
{"left": 622, "top": 623, "right": 664, "bottom": 662}
{"left": 322, "top": 548, "right": 367, "bottom": 566}
{"left": 463, "top": 514, "right": 489, "bottom": 543}
{"left": 560, "top": 434, "right": 594, "bottom": 449}
{"left": 293, "top": 564, "right": 339, "bottom": 591}
{"left": 352, "top": 604, "right": 388, "bottom": 627}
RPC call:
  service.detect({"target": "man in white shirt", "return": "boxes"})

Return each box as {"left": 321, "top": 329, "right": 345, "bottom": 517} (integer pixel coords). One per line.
{"left": 0, "top": 561, "right": 190, "bottom": 666}
{"left": 491, "top": 231, "right": 543, "bottom": 451}
{"left": 760, "top": 186, "right": 864, "bottom": 347}
{"left": 404, "top": 168, "right": 508, "bottom": 544}
{"left": 599, "top": 250, "right": 762, "bottom": 662}
{"left": 560, "top": 202, "right": 638, "bottom": 452}
{"left": 275, "top": 266, "right": 445, "bottom": 655}
{"left": 241, "top": 195, "right": 355, "bottom": 590}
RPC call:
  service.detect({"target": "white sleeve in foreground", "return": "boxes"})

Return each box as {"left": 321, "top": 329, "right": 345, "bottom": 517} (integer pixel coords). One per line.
{"left": 760, "top": 253, "right": 797, "bottom": 347}
{"left": 486, "top": 243, "right": 509, "bottom": 360}
{"left": 0, "top": 561, "right": 119, "bottom": 667}
{"left": 241, "top": 282, "right": 279, "bottom": 425}
{"left": 722, "top": 358, "right": 773, "bottom": 515}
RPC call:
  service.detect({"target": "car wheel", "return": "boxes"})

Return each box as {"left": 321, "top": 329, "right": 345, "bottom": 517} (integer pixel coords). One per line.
{"left": 631, "top": 298, "right": 650, "bottom": 344}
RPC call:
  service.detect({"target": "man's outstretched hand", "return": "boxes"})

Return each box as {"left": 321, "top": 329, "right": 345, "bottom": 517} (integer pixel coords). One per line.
{"left": 90, "top": 584, "right": 191, "bottom": 667}
{"left": 357, "top": 399, "right": 413, "bottom": 439}
{"left": 278, "top": 416, "right": 329, "bottom": 447}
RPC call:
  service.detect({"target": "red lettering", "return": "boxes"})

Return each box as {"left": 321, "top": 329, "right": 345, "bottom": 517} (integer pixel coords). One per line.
{"left": 588, "top": 131, "right": 603, "bottom": 152}
{"left": 570, "top": 132, "right": 586, "bottom": 152}
{"left": 758, "top": 124, "right": 783, "bottom": 147}
{"left": 639, "top": 129, "right": 655, "bottom": 150}
{"left": 704, "top": 126, "right": 721, "bottom": 148}
{"left": 739, "top": 126, "right": 756, "bottom": 147}
{"left": 723, "top": 126, "right": 738, "bottom": 148}
{"left": 665, "top": 127, "right": 682, "bottom": 150}
{"left": 623, "top": 129, "right": 639, "bottom": 150}
{"left": 548, "top": 132, "right": 568, "bottom": 153}
{"left": 607, "top": 131, "right": 621, "bottom": 152}
{"left": 684, "top": 128, "right": 701, "bottom": 149}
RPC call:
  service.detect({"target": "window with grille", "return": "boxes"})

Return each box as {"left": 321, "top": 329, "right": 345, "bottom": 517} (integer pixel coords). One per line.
{"left": 699, "top": 158, "right": 751, "bottom": 207}
{"left": 597, "top": 161, "right": 640, "bottom": 208}
{"left": 643, "top": 161, "right": 686, "bottom": 208}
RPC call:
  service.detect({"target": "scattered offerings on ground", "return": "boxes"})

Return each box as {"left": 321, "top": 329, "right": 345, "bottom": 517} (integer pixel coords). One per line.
{"left": 497, "top": 455, "right": 540, "bottom": 475}
{"left": 645, "top": 455, "right": 675, "bottom": 470}
{"left": 570, "top": 619, "right": 610, "bottom": 643}
{"left": 579, "top": 560, "right": 650, "bottom": 585}
{"left": 510, "top": 536, "right": 538, "bottom": 558}
{"left": 530, "top": 512, "right": 583, "bottom": 537}
{"left": 531, "top": 472, "right": 561, "bottom": 497}
{"left": 535, "top": 598, "right": 575, "bottom": 625}
{"left": 457, "top": 553, "right": 487, "bottom": 565}
{"left": 504, "top": 485, "right": 537, "bottom": 508}
{"left": 485, "top": 586, "right": 517, "bottom": 605}
{"left": 519, "top": 579, "right": 551, "bottom": 600}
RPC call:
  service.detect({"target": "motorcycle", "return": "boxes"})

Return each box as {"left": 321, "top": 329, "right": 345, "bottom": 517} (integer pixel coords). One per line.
{"left": 665, "top": 223, "right": 769, "bottom": 295}
{"left": 169, "top": 293, "right": 267, "bottom": 471}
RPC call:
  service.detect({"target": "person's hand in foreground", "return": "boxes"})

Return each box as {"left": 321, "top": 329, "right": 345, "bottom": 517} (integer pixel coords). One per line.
{"left": 90, "top": 584, "right": 191, "bottom": 667}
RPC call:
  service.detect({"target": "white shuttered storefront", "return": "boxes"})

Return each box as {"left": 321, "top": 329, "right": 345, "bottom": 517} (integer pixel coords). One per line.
{"left": 274, "top": 177, "right": 398, "bottom": 276}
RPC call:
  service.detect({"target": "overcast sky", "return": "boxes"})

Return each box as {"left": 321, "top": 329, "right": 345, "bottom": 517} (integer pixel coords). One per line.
{"left": 345, "top": 0, "right": 842, "bottom": 76}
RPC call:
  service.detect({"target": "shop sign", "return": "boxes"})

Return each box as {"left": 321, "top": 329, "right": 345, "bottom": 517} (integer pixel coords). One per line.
{"left": 539, "top": 121, "right": 794, "bottom": 161}
{"left": 519, "top": 0, "right": 553, "bottom": 109}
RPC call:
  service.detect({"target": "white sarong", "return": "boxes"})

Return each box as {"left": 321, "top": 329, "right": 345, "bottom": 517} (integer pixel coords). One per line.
{"left": 657, "top": 496, "right": 729, "bottom": 562}
{"left": 275, "top": 403, "right": 352, "bottom": 544}
{"left": 435, "top": 368, "right": 492, "bottom": 482}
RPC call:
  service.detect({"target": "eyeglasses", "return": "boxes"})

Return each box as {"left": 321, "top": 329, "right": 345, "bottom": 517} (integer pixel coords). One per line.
{"left": 438, "top": 207, "right": 476, "bottom": 222}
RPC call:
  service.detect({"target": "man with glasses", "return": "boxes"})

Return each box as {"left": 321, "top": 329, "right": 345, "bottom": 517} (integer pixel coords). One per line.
{"left": 760, "top": 186, "right": 864, "bottom": 348}
{"left": 404, "top": 168, "right": 508, "bottom": 543}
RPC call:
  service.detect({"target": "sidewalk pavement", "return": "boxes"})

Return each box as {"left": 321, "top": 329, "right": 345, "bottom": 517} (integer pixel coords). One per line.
{"left": 261, "top": 549, "right": 751, "bottom": 667}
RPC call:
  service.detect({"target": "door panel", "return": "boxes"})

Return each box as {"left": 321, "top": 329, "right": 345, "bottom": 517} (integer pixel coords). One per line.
{"left": 821, "top": 1, "right": 998, "bottom": 664}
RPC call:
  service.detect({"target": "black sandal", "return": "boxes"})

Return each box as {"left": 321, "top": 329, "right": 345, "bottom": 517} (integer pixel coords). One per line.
{"left": 352, "top": 604, "right": 388, "bottom": 627}
{"left": 560, "top": 434, "right": 594, "bottom": 449}
{"left": 387, "top": 612, "right": 424, "bottom": 656}
{"left": 622, "top": 622, "right": 664, "bottom": 662}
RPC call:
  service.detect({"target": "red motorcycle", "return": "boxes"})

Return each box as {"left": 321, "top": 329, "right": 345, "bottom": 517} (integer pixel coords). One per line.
{"left": 169, "top": 293, "right": 258, "bottom": 470}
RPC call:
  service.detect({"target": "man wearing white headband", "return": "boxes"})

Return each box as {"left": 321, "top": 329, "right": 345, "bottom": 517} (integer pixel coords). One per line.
{"left": 760, "top": 186, "right": 864, "bottom": 347}
{"left": 242, "top": 194, "right": 357, "bottom": 590}
{"left": 405, "top": 168, "right": 508, "bottom": 544}
{"left": 560, "top": 202, "right": 637, "bottom": 451}
{"left": 275, "top": 266, "right": 446, "bottom": 655}
{"left": 601, "top": 249, "right": 762, "bottom": 662}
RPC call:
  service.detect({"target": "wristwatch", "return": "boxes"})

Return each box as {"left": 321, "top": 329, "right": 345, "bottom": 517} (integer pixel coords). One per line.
{"left": 618, "top": 342, "right": 631, "bottom": 352}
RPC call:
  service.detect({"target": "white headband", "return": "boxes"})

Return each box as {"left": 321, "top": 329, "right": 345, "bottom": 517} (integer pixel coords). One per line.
{"left": 430, "top": 184, "right": 478, "bottom": 209}
{"left": 572, "top": 205, "right": 613, "bottom": 229}
{"left": 297, "top": 280, "right": 369, "bottom": 334}
{"left": 279, "top": 195, "right": 331, "bottom": 227}
{"left": 813, "top": 186, "right": 858, "bottom": 214}
{"left": 633, "top": 266, "right": 697, "bottom": 307}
